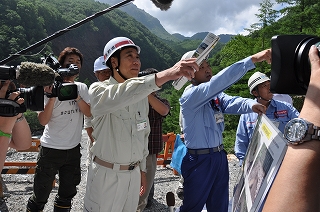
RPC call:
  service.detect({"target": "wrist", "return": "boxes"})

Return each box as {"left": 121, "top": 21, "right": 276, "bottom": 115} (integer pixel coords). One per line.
{"left": 16, "top": 114, "right": 25, "bottom": 123}
{"left": 75, "top": 96, "right": 83, "bottom": 103}
{"left": 0, "top": 129, "right": 12, "bottom": 138}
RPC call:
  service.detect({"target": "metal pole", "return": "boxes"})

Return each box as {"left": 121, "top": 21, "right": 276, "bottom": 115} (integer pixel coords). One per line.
{"left": 0, "top": 0, "right": 134, "bottom": 65}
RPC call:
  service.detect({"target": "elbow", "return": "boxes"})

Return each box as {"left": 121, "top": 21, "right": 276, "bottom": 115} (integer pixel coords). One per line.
{"left": 160, "top": 107, "right": 170, "bottom": 116}
{"left": 38, "top": 118, "right": 49, "bottom": 126}
{"left": 39, "top": 121, "right": 46, "bottom": 126}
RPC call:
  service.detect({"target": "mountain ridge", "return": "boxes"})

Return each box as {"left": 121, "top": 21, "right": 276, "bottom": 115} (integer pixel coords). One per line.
{"left": 97, "top": 0, "right": 234, "bottom": 42}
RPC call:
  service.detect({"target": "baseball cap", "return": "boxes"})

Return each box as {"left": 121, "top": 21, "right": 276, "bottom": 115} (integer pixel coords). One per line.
{"left": 94, "top": 56, "right": 109, "bottom": 72}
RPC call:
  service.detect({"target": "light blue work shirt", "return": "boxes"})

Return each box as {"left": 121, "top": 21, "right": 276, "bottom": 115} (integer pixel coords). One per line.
{"left": 234, "top": 99, "right": 299, "bottom": 162}
{"left": 180, "top": 56, "right": 257, "bottom": 149}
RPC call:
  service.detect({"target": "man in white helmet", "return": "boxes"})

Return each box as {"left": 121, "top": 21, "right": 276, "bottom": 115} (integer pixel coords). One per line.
{"left": 178, "top": 49, "right": 271, "bottom": 212}
{"left": 234, "top": 71, "right": 299, "bottom": 166}
{"left": 84, "top": 56, "right": 111, "bottom": 166}
{"left": 83, "top": 36, "right": 198, "bottom": 212}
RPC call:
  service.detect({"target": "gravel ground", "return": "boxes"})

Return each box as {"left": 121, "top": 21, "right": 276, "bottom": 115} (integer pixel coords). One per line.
{"left": 0, "top": 130, "right": 241, "bottom": 212}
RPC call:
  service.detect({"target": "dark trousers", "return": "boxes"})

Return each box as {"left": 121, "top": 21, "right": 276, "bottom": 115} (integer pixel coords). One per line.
{"left": 148, "top": 183, "right": 154, "bottom": 201}
{"left": 180, "top": 150, "right": 229, "bottom": 212}
{"left": 28, "top": 144, "right": 82, "bottom": 210}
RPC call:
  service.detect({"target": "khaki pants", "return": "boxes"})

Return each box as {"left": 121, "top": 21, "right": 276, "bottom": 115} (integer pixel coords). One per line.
{"left": 84, "top": 159, "right": 141, "bottom": 212}
{"left": 136, "top": 154, "right": 157, "bottom": 212}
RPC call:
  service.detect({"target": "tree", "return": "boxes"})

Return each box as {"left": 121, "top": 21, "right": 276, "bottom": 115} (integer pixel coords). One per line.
{"left": 246, "top": 0, "right": 279, "bottom": 49}
{"left": 275, "top": 0, "right": 320, "bottom": 34}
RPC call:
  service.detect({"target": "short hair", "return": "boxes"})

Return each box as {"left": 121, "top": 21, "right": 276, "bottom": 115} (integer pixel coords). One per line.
{"left": 58, "top": 47, "right": 83, "bottom": 67}
{"left": 138, "top": 68, "right": 158, "bottom": 77}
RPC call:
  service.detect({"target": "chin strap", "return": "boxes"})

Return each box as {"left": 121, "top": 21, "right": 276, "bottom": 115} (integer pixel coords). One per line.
{"left": 116, "top": 67, "right": 128, "bottom": 80}
{"left": 255, "top": 89, "right": 271, "bottom": 102}
{"left": 258, "top": 96, "right": 271, "bottom": 102}
{"left": 114, "top": 55, "right": 128, "bottom": 81}
{"left": 190, "top": 78, "right": 198, "bottom": 85}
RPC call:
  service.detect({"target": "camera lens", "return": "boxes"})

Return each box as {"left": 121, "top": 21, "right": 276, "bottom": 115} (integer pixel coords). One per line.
{"left": 18, "top": 86, "right": 44, "bottom": 111}
{"left": 295, "top": 37, "right": 320, "bottom": 91}
{"left": 57, "top": 83, "right": 78, "bottom": 101}
{"left": 60, "top": 86, "right": 75, "bottom": 97}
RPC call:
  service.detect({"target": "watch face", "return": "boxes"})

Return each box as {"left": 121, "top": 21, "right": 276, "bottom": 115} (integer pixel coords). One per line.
{"left": 284, "top": 118, "right": 308, "bottom": 142}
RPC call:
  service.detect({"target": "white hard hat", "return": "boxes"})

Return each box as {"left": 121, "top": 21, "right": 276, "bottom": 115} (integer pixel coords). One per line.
{"left": 93, "top": 56, "right": 109, "bottom": 72}
{"left": 181, "top": 50, "right": 196, "bottom": 60}
{"left": 103, "top": 37, "right": 140, "bottom": 63}
{"left": 248, "top": 71, "right": 270, "bottom": 94}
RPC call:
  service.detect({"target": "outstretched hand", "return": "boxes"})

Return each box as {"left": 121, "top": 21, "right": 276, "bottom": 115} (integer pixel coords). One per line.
{"left": 251, "top": 49, "right": 272, "bottom": 64}
{"left": 252, "top": 103, "right": 267, "bottom": 115}
{"left": 155, "top": 58, "right": 198, "bottom": 87}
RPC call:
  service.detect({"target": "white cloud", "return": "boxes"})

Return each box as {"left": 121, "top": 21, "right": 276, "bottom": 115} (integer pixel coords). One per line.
{"left": 133, "top": 0, "right": 271, "bottom": 36}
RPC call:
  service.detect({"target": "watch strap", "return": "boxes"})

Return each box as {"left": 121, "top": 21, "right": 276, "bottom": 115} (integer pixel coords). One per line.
{"left": 307, "top": 124, "right": 320, "bottom": 140}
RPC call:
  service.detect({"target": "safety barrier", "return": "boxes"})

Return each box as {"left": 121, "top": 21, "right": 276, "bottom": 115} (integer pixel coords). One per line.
{"left": 1, "top": 138, "right": 40, "bottom": 175}
{"left": 156, "top": 132, "right": 178, "bottom": 175}
{"left": 157, "top": 132, "right": 175, "bottom": 166}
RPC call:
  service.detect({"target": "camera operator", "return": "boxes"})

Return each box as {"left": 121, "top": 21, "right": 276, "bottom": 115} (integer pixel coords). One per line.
{"left": 0, "top": 80, "right": 32, "bottom": 173}
{"left": 26, "top": 47, "right": 91, "bottom": 212}
{"left": 263, "top": 45, "right": 320, "bottom": 211}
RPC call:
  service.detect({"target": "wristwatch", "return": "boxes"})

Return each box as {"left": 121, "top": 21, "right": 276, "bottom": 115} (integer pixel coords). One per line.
{"left": 284, "top": 118, "right": 320, "bottom": 145}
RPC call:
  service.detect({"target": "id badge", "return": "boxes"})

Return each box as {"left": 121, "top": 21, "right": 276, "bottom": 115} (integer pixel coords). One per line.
{"left": 215, "top": 112, "right": 224, "bottom": 123}
{"left": 137, "top": 120, "right": 147, "bottom": 131}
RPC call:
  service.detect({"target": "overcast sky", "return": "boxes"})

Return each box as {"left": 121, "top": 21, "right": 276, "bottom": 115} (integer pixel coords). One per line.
{"left": 132, "top": 0, "right": 275, "bottom": 37}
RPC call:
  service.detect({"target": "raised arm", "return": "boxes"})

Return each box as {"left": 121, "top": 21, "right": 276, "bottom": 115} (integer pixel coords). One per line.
{"left": 155, "top": 58, "right": 198, "bottom": 87}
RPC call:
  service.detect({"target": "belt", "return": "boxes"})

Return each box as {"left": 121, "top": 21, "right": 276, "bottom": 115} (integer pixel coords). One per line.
{"left": 93, "top": 156, "right": 140, "bottom": 171}
{"left": 188, "top": 144, "right": 224, "bottom": 155}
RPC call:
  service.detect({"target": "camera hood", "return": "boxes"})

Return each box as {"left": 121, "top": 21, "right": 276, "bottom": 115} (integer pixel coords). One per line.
{"left": 271, "top": 35, "right": 320, "bottom": 95}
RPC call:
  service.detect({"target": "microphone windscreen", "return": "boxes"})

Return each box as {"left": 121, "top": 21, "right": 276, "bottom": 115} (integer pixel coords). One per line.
{"left": 150, "top": 0, "right": 173, "bottom": 10}
{"left": 17, "top": 62, "right": 55, "bottom": 87}
{"left": 166, "top": 191, "right": 175, "bottom": 206}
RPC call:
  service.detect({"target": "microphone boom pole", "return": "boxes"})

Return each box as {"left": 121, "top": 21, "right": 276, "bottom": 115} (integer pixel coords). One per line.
{"left": 0, "top": 0, "right": 134, "bottom": 65}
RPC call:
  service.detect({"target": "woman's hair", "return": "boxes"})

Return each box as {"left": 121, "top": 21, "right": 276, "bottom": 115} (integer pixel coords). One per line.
{"left": 58, "top": 47, "right": 83, "bottom": 66}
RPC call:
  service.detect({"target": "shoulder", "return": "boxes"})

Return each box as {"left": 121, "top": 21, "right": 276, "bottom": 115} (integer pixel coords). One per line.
{"left": 273, "top": 99, "right": 292, "bottom": 107}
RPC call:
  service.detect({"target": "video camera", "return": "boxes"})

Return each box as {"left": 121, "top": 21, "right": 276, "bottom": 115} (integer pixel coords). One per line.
{"left": 0, "top": 65, "right": 46, "bottom": 116}
{"left": 0, "top": 85, "right": 44, "bottom": 117}
{"left": 41, "top": 54, "right": 78, "bottom": 101}
{"left": 270, "top": 34, "right": 320, "bottom": 95}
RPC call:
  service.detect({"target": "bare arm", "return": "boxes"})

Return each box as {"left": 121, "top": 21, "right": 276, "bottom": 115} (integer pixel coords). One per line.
{"left": 85, "top": 127, "right": 94, "bottom": 143}
{"left": 10, "top": 115, "right": 32, "bottom": 150}
{"left": 263, "top": 45, "right": 320, "bottom": 211}
{"left": 148, "top": 93, "right": 170, "bottom": 116}
{"left": 38, "top": 97, "right": 56, "bottom": 126}
{"left": 75, "top": 95, "right": 91, "bottom": 117}
{"left": 0, "top": 81, "right": 31, "bottom": 171}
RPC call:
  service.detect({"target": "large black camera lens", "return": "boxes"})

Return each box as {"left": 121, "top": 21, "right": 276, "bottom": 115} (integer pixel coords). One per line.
{"left": 18, "top": 86, "right": 44, "bottom": 111}
{"left": 271, "top": 35, "right": 320, "bottom": 95}
{"left": 295, "top": 37, "right": 320, "bottom": 92}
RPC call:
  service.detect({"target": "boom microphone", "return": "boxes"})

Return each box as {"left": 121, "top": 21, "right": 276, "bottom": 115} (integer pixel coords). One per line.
{"left": 150, "top": 0, "right": 174, "bottom": 11}
{"left": 166, "top": 192, "right": 175, "bottom": 212}
{"left": 0, "top": 62, "right": 55, "bottom": 87}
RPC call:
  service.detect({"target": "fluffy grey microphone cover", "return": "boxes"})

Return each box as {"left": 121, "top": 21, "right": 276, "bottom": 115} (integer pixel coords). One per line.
{"left": 18, "top": 62, "right": 55, "bottom": 87}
